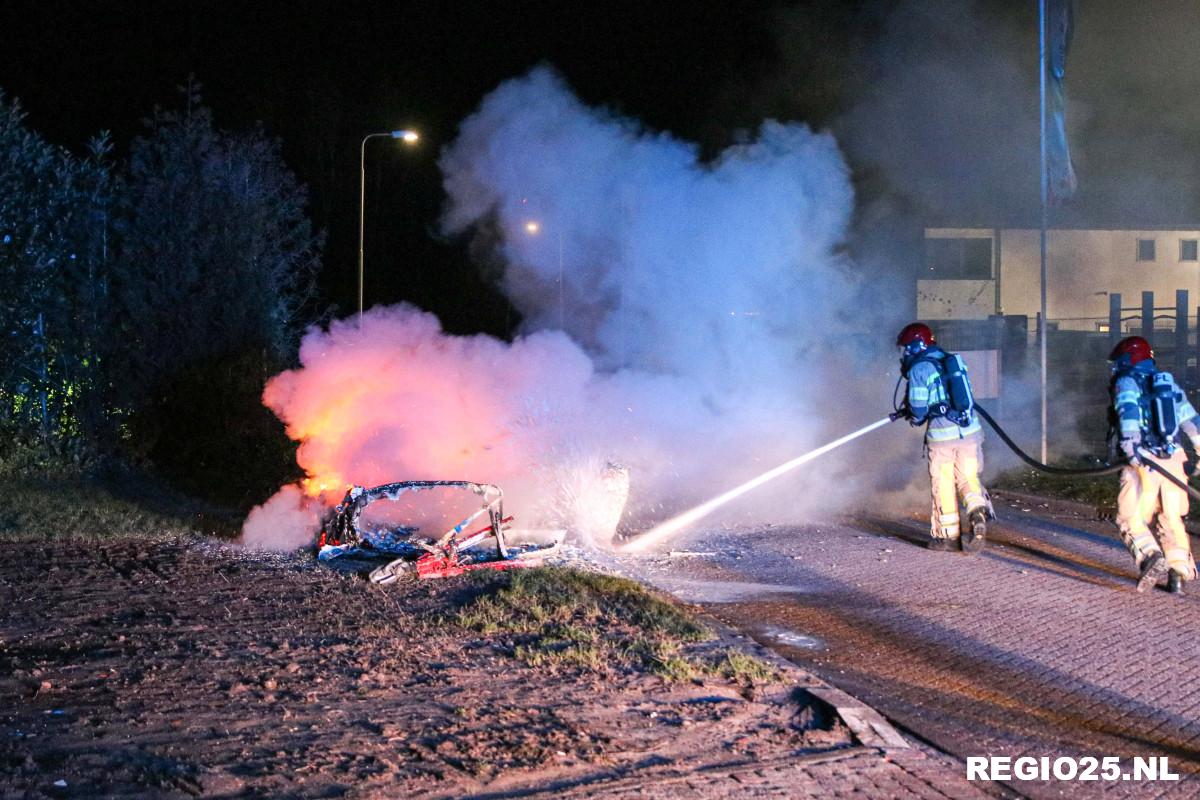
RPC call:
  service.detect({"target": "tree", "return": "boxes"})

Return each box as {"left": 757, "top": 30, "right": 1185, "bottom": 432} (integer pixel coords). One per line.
{"left": 0, "top": 83, "right": 322, "bottom": 494}
{"left": 113, "top": 87, "right": 320, "bottom": 401}
{"left": 0, "top": 92, "right": 112, "bottom": 457}
{"left": 110, "top": 85, "right": 321, "bottom": 498}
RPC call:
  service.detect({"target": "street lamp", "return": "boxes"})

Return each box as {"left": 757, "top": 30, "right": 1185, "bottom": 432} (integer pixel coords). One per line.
{"left": 359, "top": 129, "right": 420, "bottom": 320}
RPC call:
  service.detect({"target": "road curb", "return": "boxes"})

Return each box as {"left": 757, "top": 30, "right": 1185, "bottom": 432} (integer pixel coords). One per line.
{"left": 686, "top": 605, "right": 913, "bottom": 752}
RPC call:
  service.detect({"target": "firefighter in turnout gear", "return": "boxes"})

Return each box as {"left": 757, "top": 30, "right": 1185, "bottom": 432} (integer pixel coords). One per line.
{"left": 1109, "top": 336, "right": 1200, "bottom": 594}
{"left": 894, "top": 323, "right": 992, "bottom": 553}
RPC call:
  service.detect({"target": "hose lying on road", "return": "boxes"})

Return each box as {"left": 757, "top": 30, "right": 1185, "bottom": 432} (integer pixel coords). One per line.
{"left": 972, "top": 404, "right": 1123, "bottom": 477}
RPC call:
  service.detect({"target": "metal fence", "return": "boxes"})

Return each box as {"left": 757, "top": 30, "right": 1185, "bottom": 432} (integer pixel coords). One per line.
{"left": 934, "top": 291, "right": 1200, "bottom": 387}
{"left": 1108, "top": 290, "right": 1198, "bottom": 387}
{"left": 930, "top": 293, "right": 1200, "bottom": 457}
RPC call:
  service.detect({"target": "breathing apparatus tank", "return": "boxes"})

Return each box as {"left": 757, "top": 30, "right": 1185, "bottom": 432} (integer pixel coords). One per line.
{"left": 1150, "top": 371, "right": 1179, "bottom": 443}
{"left": 942, "top": 353, "right": 975, "bottom": 424}
{"left": 901, "top": 348, "right": 976, "bottom": 426}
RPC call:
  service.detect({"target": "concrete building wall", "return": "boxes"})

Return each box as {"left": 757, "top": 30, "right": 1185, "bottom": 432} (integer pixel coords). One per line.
{"left": 916, "top": 279, "right": 994, "bottom": 319}
{"left": 921, "top": 227, "right": 1200, "bottom": 326}
{"left": 918, "top": 228, "right": 998, "bottom": 321}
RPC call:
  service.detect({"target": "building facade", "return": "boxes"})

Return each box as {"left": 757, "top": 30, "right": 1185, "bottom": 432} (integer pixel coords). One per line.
{"left": 920, "top": 227, "right": 1200, "bottom": 329}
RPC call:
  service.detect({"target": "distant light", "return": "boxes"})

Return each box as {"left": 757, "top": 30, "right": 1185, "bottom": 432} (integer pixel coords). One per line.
{"left": 524, "top": 221, "right": 541, "bottom": 235}
{"left": 392, "top": 129, "right": 420, "bottom": 144}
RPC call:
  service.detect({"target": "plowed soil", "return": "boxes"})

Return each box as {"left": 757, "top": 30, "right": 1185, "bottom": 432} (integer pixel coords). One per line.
{"left": 0, "top": 538, "right": 858, "bottom": 798}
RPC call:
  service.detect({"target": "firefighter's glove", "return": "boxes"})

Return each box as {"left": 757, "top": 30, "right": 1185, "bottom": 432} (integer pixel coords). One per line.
{"left": 1120, "top": 438, "right": 1142, "bottom": 467}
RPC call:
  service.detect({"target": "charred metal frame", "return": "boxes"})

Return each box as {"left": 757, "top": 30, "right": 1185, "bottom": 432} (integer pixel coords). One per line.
{"left": 322, "top": 480, "right": 508, "bottom": 559}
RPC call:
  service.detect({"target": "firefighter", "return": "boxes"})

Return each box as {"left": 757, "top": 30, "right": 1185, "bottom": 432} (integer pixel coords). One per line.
{"left": 1109, "top": 335, "right": 1200, "bottom": 594}
{"left": 894, "top": 323, "right": 991, "bottom": 553}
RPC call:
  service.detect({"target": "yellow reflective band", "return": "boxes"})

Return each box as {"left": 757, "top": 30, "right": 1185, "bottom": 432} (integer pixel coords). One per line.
{"left": 1132, "top": 534, "right": 1158, "bottom": 552}
{"left": 926, "top": 420, "right": 983, "bottom": 440}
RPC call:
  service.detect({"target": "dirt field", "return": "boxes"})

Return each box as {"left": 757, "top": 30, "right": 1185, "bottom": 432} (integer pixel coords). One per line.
{"left": 0, "top": 537, "right": 986, "bottom": 799}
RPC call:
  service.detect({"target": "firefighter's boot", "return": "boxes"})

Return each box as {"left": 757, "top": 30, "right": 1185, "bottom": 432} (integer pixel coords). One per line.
{"left": 1168, "top": 571, "right": 1185, "bottom": 595}
{"left": 926, "top": 537, "right": 958, "bottom": 552}
{"left": 1137, "top": 552, "right": 1169, "bottom": 593}
{"left": 961, "top": 508, "right": 988, "bottom": 554}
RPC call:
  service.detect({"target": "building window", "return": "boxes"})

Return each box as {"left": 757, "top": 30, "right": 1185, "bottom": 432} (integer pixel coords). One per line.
{"left": 1137, "top": 238, "right": 1156, "bottom": 262}
{"left": 1182, "top": 239, "right": 1198, "bottom": 262}
{"left": 924, "top": 237, "right": 993, "bottom": 280}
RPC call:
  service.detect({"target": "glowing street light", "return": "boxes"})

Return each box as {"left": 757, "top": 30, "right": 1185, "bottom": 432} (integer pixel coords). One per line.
{"left": 359, "top": 129, "right": 420, "bottom": 320}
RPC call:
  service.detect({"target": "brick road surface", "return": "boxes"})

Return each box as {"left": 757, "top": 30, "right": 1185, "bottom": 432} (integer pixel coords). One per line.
{"left": 515, "top": 748, "right": 1000, "bottom": 799}
{"left": 621, "top": 491, "right": 1200, "bottom": 799}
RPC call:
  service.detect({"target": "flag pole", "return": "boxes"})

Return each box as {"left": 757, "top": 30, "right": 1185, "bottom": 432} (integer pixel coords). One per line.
{"left": 1038, "top": 0, "right": 1050, "bottom": 464}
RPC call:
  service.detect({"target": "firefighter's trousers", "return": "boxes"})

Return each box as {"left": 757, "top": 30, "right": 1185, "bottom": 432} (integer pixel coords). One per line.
{"left": 927, "top": 435, "right": 989, "bottom": 540}
{"left": 1117, "top": 450, "right": 1196, "bottom": 580}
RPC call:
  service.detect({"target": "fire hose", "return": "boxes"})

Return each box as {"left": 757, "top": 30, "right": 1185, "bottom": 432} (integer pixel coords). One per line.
{"left": 624, "top": 398, "right": 1200, "bottom": 554}
{"left": 972, "top": 404, "right": 1122, "bottom": 477}
{"left": 972, "top": 403, "right": 1200, "bottom": 503}
{"left": 890, "top": 371, "right": 1125, "bottom": 478}
{"left": 1132, "top": 446, "right": 1200, "bottom": 503}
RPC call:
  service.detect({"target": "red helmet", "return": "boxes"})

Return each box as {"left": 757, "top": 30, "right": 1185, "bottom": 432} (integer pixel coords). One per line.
{"left": 1109, "top": 336, "right": 1154, "bottom": 365}
{"left": 896, "top": 322, "right": 935, "bottom": 349}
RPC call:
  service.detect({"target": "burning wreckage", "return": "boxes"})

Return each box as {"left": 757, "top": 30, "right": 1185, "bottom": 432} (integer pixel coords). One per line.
{"left": 316, "top": 480, "right": 566, "bottom": 582}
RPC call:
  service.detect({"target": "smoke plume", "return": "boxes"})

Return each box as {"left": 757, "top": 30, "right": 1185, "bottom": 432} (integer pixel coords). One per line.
{"left": 242, "top": 66, "right": 909, "bottom": 551}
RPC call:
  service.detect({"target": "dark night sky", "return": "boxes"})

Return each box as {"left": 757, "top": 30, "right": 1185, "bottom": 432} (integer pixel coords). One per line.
{"left": 5, "top": 0, "right": 1200, "bottom": 335}
{"left": 0, "top": 0, "right": 797, "bottom": 335}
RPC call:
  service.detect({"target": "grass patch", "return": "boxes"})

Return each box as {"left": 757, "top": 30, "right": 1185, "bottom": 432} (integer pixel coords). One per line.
{"left": 995, "top": 462, "right": 1200, "bottom": 511}
{"left": 710, "top": 647, "right": 779, "bottom": 684}
{"left": 0, "top": 475, "right": 220, "bottom": 542}
{"left": 992, "top": 467, "right": 1119, "bottom": 507}
{"left": 453, "top": 567, "right": 715, "bottom": 678}
{"left": 626, "top": 637, "right": 696, "bottom": 681}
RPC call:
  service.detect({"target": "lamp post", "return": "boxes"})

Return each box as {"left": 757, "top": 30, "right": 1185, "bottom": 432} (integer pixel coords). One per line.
{"left": 359, "top": 129, "right": 419, "bottom": 320}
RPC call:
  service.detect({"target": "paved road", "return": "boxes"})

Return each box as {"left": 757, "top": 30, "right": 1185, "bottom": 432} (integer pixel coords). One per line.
{"left": 623, "top": 492, "right": 1200, "bottom": 799}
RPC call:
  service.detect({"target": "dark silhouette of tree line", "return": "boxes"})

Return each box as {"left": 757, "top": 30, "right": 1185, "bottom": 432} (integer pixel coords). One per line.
{"left": 0, "top": 83, "right": 321, "bottom": 505}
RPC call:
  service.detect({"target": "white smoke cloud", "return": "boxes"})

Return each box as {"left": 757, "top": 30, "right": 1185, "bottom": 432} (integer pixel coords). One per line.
{"left": 242, "top": 65, "right": 908, "bottom": 551}
{"left": 241, "top": 484, "right": 323, "bottom": 551}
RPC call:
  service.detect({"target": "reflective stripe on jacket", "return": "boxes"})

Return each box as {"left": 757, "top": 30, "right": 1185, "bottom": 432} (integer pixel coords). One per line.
{"left": 906, "top": 357, "right": 983, "bottom": 443}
